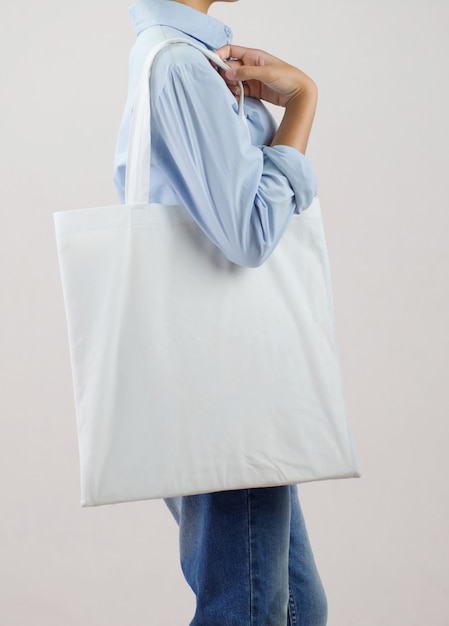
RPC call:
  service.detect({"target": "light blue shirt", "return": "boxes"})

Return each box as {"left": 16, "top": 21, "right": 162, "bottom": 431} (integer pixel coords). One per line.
{"left": 113, "top": 0, "right": 318, "bottom": 267}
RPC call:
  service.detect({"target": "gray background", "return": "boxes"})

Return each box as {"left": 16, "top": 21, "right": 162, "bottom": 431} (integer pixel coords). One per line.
{"left": 1, "top": 0, "right": 448, "bottom": 624}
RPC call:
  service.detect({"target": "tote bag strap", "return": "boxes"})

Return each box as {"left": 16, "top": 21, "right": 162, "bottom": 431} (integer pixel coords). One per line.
{"left": 125, "top": 37, "right": 248, "bottom": 205}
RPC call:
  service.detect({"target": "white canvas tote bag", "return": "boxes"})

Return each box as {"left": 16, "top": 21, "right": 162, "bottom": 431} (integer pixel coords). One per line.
{"left": 54, "top": 38, "right": 360, "bottom": 507}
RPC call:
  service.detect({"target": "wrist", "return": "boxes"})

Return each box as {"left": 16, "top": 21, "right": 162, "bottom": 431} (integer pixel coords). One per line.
{"left": 288, "top": 79, "right": 318, "bottom": 107}
{"left": 272, "top": 85, "right": 318, "bottom": 154}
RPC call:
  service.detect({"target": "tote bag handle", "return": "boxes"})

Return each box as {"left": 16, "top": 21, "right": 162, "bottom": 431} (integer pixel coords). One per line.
{"left": 125, "top": 37, "right": 248, "bottom": 205}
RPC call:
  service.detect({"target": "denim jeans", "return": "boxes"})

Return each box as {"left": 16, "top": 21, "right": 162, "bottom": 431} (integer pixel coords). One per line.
{"left": 164, "top": 485, "right": 327, "bottom": 626}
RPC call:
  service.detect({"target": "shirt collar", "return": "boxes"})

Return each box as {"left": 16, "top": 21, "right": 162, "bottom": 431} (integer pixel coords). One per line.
{"left": 129, "top": 0, "right": 233, "bottom": 50}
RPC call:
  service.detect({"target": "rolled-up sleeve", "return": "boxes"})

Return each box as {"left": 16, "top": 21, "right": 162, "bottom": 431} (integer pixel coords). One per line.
{"left": 262, "top": 145, "right": 318, "bottom": 214}
{"left": 152, "top": 55, "right": 318, "bottom": 267}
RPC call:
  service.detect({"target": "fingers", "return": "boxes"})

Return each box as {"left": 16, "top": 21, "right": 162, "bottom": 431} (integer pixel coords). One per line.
{"left": 215, "top": 43, "right": 310, "bottom": 107}
{"left": 224, "top": 65, "right": 276, "bottom": 94}
{"left": 215, "top": 44, "right": 254, "bottom": 62}
{"left": 220, "top": 59, "right": 243, "bottom": 83}
{"left": 216, "top": 44, "right": 272, "bottom": 68}
{"left": 225, "top": 64, "right": 275, "bottom": 84}
{"left": 215, "top": 44, "right": 278, "bottom": 86}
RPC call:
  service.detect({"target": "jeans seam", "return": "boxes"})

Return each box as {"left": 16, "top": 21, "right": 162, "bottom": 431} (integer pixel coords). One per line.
{"left": 288, "top": 582, "right": 298, "bottom": 625}
{"left": 247, "top": 489, "right": 253, "bottom": 626}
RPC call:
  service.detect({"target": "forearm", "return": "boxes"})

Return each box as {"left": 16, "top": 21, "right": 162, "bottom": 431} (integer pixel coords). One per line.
{"left": 271, "top": 83, "right": 318, "bottom": 155}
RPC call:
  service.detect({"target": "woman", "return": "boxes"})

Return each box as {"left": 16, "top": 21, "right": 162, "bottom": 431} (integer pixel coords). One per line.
{"left": 114, "top": 1, "right": 327, "bottom": 624}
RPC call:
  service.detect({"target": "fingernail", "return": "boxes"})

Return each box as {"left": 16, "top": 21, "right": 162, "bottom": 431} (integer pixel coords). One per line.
{"left": 226, "top": 69, "right": 237, "bottom": 79}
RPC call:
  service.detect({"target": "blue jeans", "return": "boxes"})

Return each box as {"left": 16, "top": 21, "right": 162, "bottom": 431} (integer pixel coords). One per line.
{"left": 165, "top": 485, "right": 327, "bottom": 626}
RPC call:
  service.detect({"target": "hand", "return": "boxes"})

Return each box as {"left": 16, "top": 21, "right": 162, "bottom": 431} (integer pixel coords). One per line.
{"left": 215, "top": 44, "right": 317, "bottom": 108}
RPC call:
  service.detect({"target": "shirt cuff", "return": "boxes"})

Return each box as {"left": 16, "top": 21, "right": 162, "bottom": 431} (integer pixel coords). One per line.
{"left": 262, "top": 145, "right": 318, "bottom": 214}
